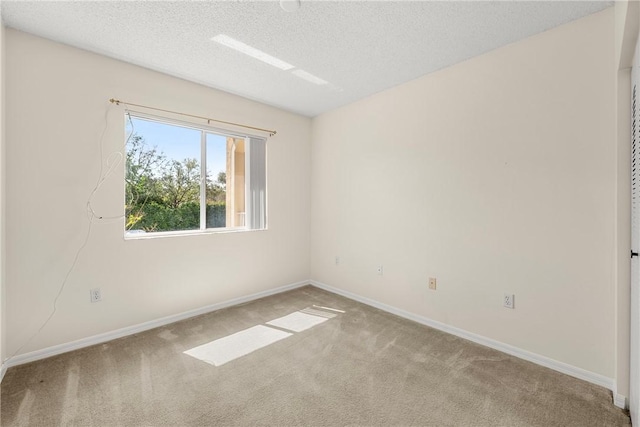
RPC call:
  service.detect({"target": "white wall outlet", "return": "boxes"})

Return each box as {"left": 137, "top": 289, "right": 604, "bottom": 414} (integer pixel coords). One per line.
{"left": 90, "top": 288, "right": 102, "bottom": 303}
{"left": 335, "top": 256, "right": 340, "bottom": 265}
{"left": 503, "top": 293, "right": 514, "bottom": 309}
{"left": 428, "top": 277, "right": 437, "bottom": 290}
{"left": 376, "top": 265, "right": 383, "bottom": 276}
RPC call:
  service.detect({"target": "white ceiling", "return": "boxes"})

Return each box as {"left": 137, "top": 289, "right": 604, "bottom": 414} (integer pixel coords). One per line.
{"left": 0, "top": 1, "right": 612, "bottom": 117}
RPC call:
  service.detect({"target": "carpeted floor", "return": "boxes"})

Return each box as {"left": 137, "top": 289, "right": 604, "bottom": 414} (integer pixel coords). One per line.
{"left": 0, "top": 285, "right": 631, "bottom": 426}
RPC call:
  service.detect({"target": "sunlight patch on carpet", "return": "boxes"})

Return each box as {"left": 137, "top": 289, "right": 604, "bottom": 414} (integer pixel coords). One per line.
{"left": 266, "top": 310, "right": 330, "bottom": 332}
{"left": 184, "top": 305, "right": 345, "bottom": 367}
{"left": 184, "top": 325, "right": 292, "bottom": 366}
{"left": 313, "top": 305, "right": 345, "bottom": 313}
{"left": 301, "top": 307, "right": 338, "bottom": 319}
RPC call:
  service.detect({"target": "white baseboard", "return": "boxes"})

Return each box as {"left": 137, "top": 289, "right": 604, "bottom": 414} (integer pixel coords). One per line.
{"left": 309, "top": 280, "right": 618, "bottom": 395}
{"left": 3, "top": 280, "right": 310, "bottom": 371}
{"left": 2, "top": 277, "right": 626, "bottom": 407}
{"left": 614, "top": 393, "right": 627, "bottom": 409}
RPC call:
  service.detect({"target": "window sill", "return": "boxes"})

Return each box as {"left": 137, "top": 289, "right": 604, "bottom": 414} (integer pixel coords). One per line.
{"left": 124, "top": 227, "right": 266, "bottom": 241}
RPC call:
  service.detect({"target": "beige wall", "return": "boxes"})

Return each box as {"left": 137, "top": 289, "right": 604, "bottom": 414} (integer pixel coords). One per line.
{"left": 614, "top": 0, "right": 639, "bottom": 403}
{"left": 615, "top": 0, "right": 639, "bottom": 71}
{"left": 311, "top": 9, "right": 616, "bottom": 378}
{"left": 0, "top": 15, "right": 5, "bottom": 370}
{"left": 616, "top": 65, "right": 632, "bottom": 400}
{"left": 4, "top": 29, "right": 311, "bottom": 357}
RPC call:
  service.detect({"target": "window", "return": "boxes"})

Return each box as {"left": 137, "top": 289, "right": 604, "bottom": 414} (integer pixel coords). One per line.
{"left": 124, "top": 114, "right": 266, "bottom": 237}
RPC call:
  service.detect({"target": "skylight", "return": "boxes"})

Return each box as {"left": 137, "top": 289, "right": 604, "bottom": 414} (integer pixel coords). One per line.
{"left": 211, "top": 34, "right": 294, "bottom": 71}
{"left": 292, "top": 69, "right": 328, "bottom": 85}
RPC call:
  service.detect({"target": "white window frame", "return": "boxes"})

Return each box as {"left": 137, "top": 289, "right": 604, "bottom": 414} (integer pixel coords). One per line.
{"left": 124, "top": 111, "right": 267, "bottom": 240}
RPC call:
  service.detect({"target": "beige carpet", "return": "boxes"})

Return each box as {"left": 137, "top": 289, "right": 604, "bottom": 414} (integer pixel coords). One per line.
{"left": 0, "top": 285, "right": 631, "bottom": 426}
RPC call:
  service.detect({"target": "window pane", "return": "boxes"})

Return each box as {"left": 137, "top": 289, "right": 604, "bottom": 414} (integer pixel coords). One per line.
{"left": 125, "top": 117, "right": 201, "bottom": 234}
{"left": 206, "top": 135, "right": 246, "bottom": 228}
{"left": 205, "top": 134, "right": 227, "bottom": 228}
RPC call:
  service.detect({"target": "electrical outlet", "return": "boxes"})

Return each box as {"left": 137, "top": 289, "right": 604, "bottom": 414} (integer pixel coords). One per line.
{"left": 90, "top": 288, "right": 102, "bottom": 303}
{"left": 503, "top": 293, "right": 514, "bottom": 309}
{"left": 376, "top": 265, "right": 383, "bottom": 276}
{"left": 428, "top": 277, "right": 437, "bottom": 290}
{"left": 335, "top": 256, "right": 340, "bottom": 265}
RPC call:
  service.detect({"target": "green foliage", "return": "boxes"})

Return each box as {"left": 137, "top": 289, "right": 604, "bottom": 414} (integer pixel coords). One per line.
{"left": 206, "top": 170, "right": 226, "bottom": 204}
{"left": 206, "top": 203, "right": 226, "bottom": 228}
{"left": 160, "top": 158, "right": 200, "bottom": 209}
{"left": 125, "top": 133, "right": 226, "bottom": 232}
{"left": 127, "top": 201, "right": 199, "bottom": 232}
{"left": 125, "top": 135, "right": 165, "bottom": 207}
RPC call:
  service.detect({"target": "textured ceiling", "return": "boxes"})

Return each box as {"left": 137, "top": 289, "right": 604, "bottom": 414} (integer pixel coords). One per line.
{"left": 1, "top": 1, "right": 612, "bottom": 117}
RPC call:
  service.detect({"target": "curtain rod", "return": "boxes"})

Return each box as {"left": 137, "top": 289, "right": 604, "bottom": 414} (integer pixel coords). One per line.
{"left": 109, "top": 98, "right": 277, "bottom": 137}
